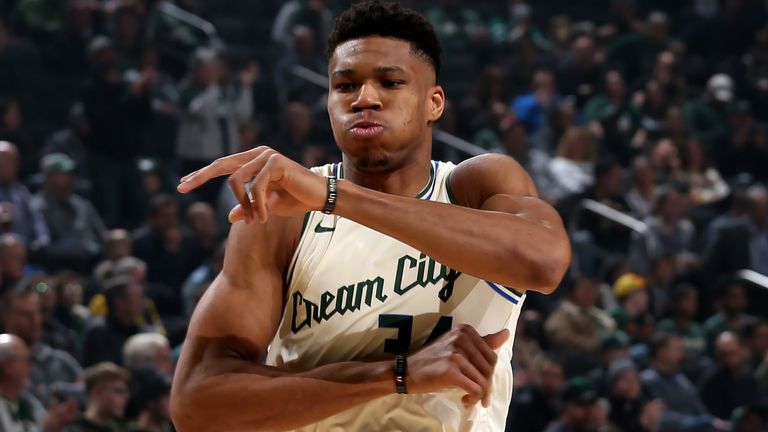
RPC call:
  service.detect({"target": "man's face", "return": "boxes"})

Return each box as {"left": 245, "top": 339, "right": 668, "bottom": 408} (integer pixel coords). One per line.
{"left": 327, "top": 37, "right": 443, "bottom": 171}
{"left": 661, "top": 337, "right": 684, "bottom": 368}
{"left": 3, "top": 294, "right": 43, "bottom": 346}
{"left": 537, "top": 360, "right": 565, "bottom": 396}
{"left": 0, "top": 339, "right": 31, "bottom": 395}
{"left": 0, "top": 147, "right": 19, "bottom": 184}
{"left": 612, "top": 368, "right": 641, "bottom": 399}
{"left": 725, "top": 284, "right": 747, "bottom": 313}
{"left": 44, "top": 171, "right": 74, "bottom": 197}
{"left": 749, "top": 323, "right": 768, "bottom": 357}
{"left": 96, "top": 380, "right": 130, "bottom": 419}
{"left": 150, "top": 203, "right": 179, "bottom": 233}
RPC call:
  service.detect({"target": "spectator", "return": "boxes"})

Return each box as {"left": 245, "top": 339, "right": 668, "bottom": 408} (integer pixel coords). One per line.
{"left": 703, "top": 280, "right": 758, "bottom": 349}
{"left": 181, "top": 240, "right": 224, "bottom": 318}
{"left": 426, "top": 0, "right": 486, "bottom": 54}
{"left": 0, "top": 141, "right": 49, "bottom": 249}
{"left": 81, "top": 277, "right": 149, "bottom": 367}
{"left": 557, "top": 35, "right": 603, "bottom": 108}
{"left": 626, "top": 156, "right": 657, "bottom": 219}
{"left": 512, "top": 69, "right": 561, "bottom": 134}
{"left": 33, "top": 152, "right": 106, "bottom": 273}
{"left": 699, "top": 331, "right": 760, "bottom": 420}
{"left": 0, "top": 333, "right": 77, "bottom": 432}
{"left": 176, "top": 47, "right": 255, "bottom": 205}
{"left": 271, "top": 0, "right": 333, "bottom": 50}
{"left": 742, "top": 320, "right": 768, "bottom": 370}
{"left": 0, "top": 98, "right": 35, "bottom": 177}
{"left": 1, "top": 283, "right": 82, "bottom": 406}
{"left": 583, "top": 70, "right": 642, "bottom": 164}
{"left": 677, "top": 138, "right": 729, "bottom": 207}
{"left": 683, "top": 74, "right": 732, "bottom": 151}
{"left": 52, "top": 271, "right": 90, "bottom": 345}
{"left": 607, "top": 358, "right": 663, "bottom": 432}
{"left": 646, "top": 253, "right": 676, "bottom": 319}
{"left": 640, "top": 333, "right": 728, "bottom": 431}
{"left": 656, "top": 284, "right": 709, "bottom": 379}
{"left": 720, "top": 101, "right": 768, "bottom": 182}
{"left": 587, "top": 330, "right": 631, "bottom": 393}
{"left": 545, "top": 276, "right": 616, "bottom": 355}
{"left": 73, "top": 362, "right": 135, "bottom": 431}
{"left": 0, "top": 233, "right": 27, "bottom": 293}
{"left": 93, "top": 229, "right": 133, "bottom": 284}
{"left": 610, "top": 272, "right": 655, "bottom": 345}
{"left": 628, "top": 183, "right": 695, "bottom": 275}
{"left": 274, "top": 26, "right": 327, "bottom": 107}
{"left": 122, "top": 333, "right": 172, "bottom": 376}
{"left": 40, "top": 102, "right": 91, "bottom": 181}
{"left": 185, "top": 201, "right": 219, "bottom": 261}
{"left": 543, "top": 376, "right": 616, "bottom": 432}
{"left": 82, "top": 35, "right": 153, "bottom": 229}
{"left": 132, "top": 194, "right": 200, "bottom": 317}
{"left": 703, "top": 185, "right": 768, "bottom": 278}
{"left": 33, "top": 275, "right": 78, "bottom": 359}
{"left": 506, "top": 354, "right": 566, "bottom": 432}
{"left": 128, "top": 367, "right": 172, "bottom": 432}
{"left": 88, "top": 256, "right": 164, "bottom": 337}
{"left": 269, "top": 101, "right": 325, "bottom": 166}
{"left": 547, "top": 126, "right": 597, "bottom": 202}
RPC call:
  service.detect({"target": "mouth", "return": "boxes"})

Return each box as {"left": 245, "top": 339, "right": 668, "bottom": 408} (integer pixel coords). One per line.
{"left": 349, "top": 121, "right": 385, "bottom": 138}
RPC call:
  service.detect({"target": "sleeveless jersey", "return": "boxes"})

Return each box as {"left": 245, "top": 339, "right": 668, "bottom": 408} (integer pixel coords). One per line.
{"left": 265, "top": 161, "right": 527, "bottom": 432}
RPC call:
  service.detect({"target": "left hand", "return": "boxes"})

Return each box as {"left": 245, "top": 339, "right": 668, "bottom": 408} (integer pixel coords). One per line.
{"left": 177, "top": 147, "right": 327, "bottom": 224}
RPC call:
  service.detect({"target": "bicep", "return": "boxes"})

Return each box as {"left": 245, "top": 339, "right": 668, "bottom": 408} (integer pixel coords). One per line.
{"left": 180, "top": 219, "right": 295, "bottom": 379}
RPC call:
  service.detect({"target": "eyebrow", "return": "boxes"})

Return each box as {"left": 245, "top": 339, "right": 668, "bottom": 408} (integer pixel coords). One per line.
{"left": 331, "top": 65, "right": 408, "bottom": 79}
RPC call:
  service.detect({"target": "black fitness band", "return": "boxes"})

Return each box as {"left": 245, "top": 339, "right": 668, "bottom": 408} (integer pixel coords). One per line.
{"left": 395, "top": 354, "right": 408, "bottom": 394}
{"left": 322, "top": 176, "right": 338, "bottom": 214}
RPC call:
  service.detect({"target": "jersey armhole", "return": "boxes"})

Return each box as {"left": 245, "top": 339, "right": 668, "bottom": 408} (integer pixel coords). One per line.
{"left": 284, "top": 211, "right": 313, "bottom": 288}
{"left": 446, "top": 171, "right": 460, "bottom": 205}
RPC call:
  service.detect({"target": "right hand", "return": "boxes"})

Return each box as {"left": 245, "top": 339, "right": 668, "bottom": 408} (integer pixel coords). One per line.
{"left": 406, "top": 324, "right": 509, "bottom": 408}
{"left": 42, "top": 398, "right": 78, "bottom": 432}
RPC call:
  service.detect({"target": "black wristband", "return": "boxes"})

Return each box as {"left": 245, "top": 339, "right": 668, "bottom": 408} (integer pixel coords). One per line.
{"left": 395, "top": 354, "right": 408, "bottom": 394}
{"left": 322, "top": 176, "right": 338, "bottom": 214}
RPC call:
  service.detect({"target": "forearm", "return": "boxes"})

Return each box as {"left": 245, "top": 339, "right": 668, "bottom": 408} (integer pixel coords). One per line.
{"left": 334, "top": 180, "right": 568, "bottom": 291}
{"left": 172, "top": 357, "right": 394, "bottom": 431}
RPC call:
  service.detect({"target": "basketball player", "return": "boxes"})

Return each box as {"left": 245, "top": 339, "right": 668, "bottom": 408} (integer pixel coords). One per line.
{"left": 170, "top": 2, "right": 570, "bottom": 431}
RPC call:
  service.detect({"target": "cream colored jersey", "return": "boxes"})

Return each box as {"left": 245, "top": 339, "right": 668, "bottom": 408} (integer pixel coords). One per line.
{"left": 266, "top": 161, "right": 527, "bottom": 432}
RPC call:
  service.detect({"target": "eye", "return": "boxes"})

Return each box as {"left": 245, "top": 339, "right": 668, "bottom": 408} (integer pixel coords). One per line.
{"left": 334, "top": 82, "right": 355, "bottom": 92}
{"left": 382, "top": 80, "right": 403, "bottom": 89}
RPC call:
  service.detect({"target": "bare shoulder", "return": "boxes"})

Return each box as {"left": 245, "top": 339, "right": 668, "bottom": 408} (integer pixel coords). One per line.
{"left": 449, "top": 154, "right": 538, "bottom": 208}
{"left": 184, "top": 213, "right": 305, "bottom": 343}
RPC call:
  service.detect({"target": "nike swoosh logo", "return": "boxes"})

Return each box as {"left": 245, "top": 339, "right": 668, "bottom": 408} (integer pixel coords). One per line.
{"left": 314, "top": 221, "right": 335, "bottom": 233}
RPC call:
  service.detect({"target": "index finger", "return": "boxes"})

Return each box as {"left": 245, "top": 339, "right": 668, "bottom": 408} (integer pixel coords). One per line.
{"left": 177, "top": 147, "right": 268, "bottom": 193}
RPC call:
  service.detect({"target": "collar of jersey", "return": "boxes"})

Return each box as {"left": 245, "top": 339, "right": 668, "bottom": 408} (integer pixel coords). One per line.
{"left": 333, "top": 161, "right": 437, "bottom": 200}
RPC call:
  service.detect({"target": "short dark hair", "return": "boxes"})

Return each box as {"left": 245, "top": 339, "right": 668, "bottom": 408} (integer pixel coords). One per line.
{"left": 326, "top": 1, "right": 442, "bottom": 77}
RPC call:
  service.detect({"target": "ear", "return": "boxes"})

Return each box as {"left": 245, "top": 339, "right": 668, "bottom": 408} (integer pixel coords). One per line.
{"left": 426, "top": 85, "right": 445, "bottom": 125}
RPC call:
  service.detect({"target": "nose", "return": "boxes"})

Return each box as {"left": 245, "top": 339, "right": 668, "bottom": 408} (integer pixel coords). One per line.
{"left": 351, "top": 82, "right": 382, "bottom": 112}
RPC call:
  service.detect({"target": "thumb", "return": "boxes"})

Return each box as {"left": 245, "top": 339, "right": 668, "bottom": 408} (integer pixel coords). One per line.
{"left": 482, "top": 329, "right": 510, "bottom": 350}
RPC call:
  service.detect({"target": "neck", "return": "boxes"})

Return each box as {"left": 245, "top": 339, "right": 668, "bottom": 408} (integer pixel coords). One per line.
{"left": 85, "top": 405, "right": 111, "bottom": 424}
{"left": 341, "top": 154, "right": 432, "bottom": 197}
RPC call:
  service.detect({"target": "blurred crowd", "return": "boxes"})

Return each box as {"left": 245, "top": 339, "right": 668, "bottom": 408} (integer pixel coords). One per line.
{"left": 0, "top": 0, "right": 767, "bottom": 431}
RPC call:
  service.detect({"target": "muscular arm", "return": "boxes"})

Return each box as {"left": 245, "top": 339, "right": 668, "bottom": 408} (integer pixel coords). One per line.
{"left": 335, "top": 154, "right": 570, "bottom": 293}
{"left": 171, "top": 219, "right": 396, "bottom": 432}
